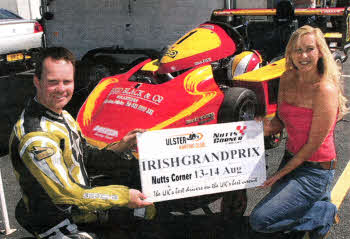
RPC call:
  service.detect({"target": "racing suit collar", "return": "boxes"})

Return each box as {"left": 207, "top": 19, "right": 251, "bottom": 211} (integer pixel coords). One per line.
{"left": 32, "top": 97, "right": 64, "bottom": 121}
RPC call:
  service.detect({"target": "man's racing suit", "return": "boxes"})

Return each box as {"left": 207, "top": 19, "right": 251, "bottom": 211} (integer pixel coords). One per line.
{"left": 9, "top": 98, "right": 153, "bottom": 238}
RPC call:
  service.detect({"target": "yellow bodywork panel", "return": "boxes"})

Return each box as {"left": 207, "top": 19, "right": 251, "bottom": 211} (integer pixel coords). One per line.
{"left": 141, "top": 59, "right": 159, "bottom": 72}
{"left": 213, "top": 8, "right": 345, "bottom": 17}
{"left": 324, "top": 32, "right": 342, "bottom": 39}
{"left": 233, "top": 58, "right": 286, "bottom": 82}
{"left": 161, "top": 28, "right": 221, "bottom": 63}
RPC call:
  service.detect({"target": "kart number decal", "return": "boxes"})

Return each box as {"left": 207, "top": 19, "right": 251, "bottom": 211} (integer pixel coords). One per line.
{"left": 164, "top": 50, "right": 178, "bottom": 58}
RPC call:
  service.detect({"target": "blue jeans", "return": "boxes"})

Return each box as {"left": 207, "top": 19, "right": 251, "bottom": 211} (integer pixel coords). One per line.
{"left": 249, "top": 151, "right": 337, "bottom": 239}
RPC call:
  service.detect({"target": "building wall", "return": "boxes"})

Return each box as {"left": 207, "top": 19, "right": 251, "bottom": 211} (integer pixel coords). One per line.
{"left": 0, "top": 0, "right": 18, "bottom": 14}
{"left": 0, "top": 0, "right": 41, "bottom": 19}
{"left": 236, "top": 0, "right": 268, "bottom": 8}
{"left": 16, "top": 0, "right": 41, "bottom": 19}
{"left": 45, "top": 0, "right": 225, "bottom": 59}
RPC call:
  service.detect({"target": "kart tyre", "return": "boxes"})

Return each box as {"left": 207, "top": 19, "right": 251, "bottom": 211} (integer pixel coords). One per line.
{"left": 218, "top": 87, "right": 257, "bottom": 123}
{"left": 77, "top": 60, "right": 113, "bottom": 94}
{"left": 68, "top": 58, "right": 117, "bottom": 117}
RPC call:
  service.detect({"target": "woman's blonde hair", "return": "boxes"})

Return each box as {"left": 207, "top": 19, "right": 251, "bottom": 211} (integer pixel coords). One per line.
{"left": 285, "top": 25, "right": 348, "bottom": 118}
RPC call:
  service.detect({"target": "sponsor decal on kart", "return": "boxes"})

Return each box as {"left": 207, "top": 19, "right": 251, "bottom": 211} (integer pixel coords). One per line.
{"left": 200, "top": 24, "right": 215, "bottom": 30}
{"left": 106, "top": 87, "right": 164, "bottom": 104}
{"left": 92, "top": 125, "right": 118, "bottom": 140}
{"left": 194, "top": 57, "right": 212, "bottom": 66}
{"left": 185, "top": 112, "right": 215, "bottom": 125}
{"left": 103, "top": 87, "right": 164, "bottom": 116}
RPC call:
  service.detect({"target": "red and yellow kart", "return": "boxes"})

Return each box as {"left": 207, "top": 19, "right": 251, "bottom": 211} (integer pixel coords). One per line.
{"left": 77, "top": 2, "right": 350, "bottom": 151}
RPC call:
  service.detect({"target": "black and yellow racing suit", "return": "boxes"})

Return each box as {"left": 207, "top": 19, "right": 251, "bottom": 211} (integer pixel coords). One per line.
{"left": 9, "top": 98, "right": 153, "bottom": 238}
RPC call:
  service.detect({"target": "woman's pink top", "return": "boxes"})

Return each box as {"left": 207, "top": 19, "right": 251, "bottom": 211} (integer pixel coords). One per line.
{"left": 279, "top": 101, "right": 336, "bottom": 162}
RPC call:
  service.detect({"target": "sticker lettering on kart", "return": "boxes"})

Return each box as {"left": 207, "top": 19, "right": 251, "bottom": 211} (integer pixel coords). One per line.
{"left": 103, "top": 87, "right": 163, "bottom": 115}
{"left": 93, "top": 125, "right": 118, "bottom": 139}
{"left": 185, "top": 112, "right": 215, "bottom": 125}
{"left": 106, "top": 88, "right": 164, "bottom": 105}
{"left": 103, "top": 98, "right": 155, "bottom": 116}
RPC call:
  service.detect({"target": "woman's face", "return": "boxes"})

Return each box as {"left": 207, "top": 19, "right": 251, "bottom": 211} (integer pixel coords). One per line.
{"left": 291, "top": 33, "right": 321, "bottom": 73}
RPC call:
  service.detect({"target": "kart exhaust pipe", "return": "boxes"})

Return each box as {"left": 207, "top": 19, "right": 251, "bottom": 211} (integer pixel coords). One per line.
{"left": 225, "top": 0, "right": 231, "bottom": 9}
{"left": 225, "top": 0, "right": 235, "bottom": 9}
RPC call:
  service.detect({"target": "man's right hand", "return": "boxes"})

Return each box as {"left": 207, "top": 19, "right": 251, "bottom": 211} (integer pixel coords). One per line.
{"left": 127, "top": 189, "right": 153, "bottom": 208}
{"left": 107, "top": 129, "right": 146, "bottom": 152}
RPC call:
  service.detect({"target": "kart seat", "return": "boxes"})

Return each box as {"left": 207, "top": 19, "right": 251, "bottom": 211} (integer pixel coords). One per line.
{"left": 246, "top": 20, "right": 280, "bottom": 61}
{"left": 247, "top": 1, "right": 296, "bottom": 61}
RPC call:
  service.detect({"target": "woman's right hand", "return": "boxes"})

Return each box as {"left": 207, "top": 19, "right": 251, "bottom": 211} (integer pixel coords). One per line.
{"left": 255, "top": 116, "right": 271, "bottom": 136}
{"left": 257, "top": 116, "right": 284, "bottom": 137}
{"left": 254, "top": 116, "right": 265, "bottom": 122}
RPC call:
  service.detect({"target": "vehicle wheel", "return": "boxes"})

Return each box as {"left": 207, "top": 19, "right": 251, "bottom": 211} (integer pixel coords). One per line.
{"left": 218, "top": 87, "right": 257, "bottom": 123}
{"left": 264, "top": 129, "right": 284, "bottom": 149}
{"left": 76, "top": 61, "right": 113, "bottom": 94}
{"left": 68, "top": 59, "right": 116, "bottom": 117}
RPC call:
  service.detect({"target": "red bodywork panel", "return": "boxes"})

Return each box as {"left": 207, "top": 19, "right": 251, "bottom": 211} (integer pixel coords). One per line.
{"left": 77, "top": 62, "right": 224, "bottom": 148}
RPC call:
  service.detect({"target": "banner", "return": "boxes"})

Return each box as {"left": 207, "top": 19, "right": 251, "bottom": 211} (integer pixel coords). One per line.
{"left": 137, "top": 121, "right": 266, "bottom": 202}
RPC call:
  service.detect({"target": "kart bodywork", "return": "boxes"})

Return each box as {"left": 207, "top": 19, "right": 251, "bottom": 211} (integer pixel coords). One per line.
{"left": 77, "top": 2, "right": 350, "bottom": 151}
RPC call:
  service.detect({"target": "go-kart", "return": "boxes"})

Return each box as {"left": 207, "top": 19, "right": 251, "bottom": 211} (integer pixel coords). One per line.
{"left": 76, "top": 1, "right": 350, "bottom": 151}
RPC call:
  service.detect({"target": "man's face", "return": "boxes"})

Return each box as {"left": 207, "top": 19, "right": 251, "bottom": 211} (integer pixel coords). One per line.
{"left": 34, "top": 57, "right": 74, "bottom": 114}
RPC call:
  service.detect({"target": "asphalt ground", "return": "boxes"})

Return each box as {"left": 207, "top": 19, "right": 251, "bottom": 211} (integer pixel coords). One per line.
{"left": 0, "top": 63, "right": 349, "bottom": 239}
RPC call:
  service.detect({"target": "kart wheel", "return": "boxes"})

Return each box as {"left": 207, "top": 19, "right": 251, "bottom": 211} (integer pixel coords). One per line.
{"left": 264, "top": 129, "right": 284, "bottom": 149}
{"left": 68, "top": 59, "right": 116, "bottom": 117}
{"left": 82, "top": 62, "right": 113, "bottom": 93}
{"left": 218, "top": 87, "right": 257, "bottom": 123}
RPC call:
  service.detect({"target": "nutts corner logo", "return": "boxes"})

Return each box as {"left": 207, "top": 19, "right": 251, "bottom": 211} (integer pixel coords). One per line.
{"left": 213, "top": 125, "right": 247, "bottom": 144}
{"left": 165, "top": 132, "right": 205, "bottom": 149}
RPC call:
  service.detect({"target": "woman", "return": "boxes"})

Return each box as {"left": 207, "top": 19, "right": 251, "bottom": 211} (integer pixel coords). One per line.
{"left": 249, "top": 25, "right": 348, "bottom": 239}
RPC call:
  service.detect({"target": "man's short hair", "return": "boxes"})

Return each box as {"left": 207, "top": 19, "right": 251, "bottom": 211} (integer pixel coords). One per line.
{"left": 35, "top": 47, "right": 76, "bottom": 79}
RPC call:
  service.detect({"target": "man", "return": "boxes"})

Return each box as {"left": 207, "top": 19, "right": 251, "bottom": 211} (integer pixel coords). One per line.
{"left": 9, "top": 47, "right": 155, "bottom": 239}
